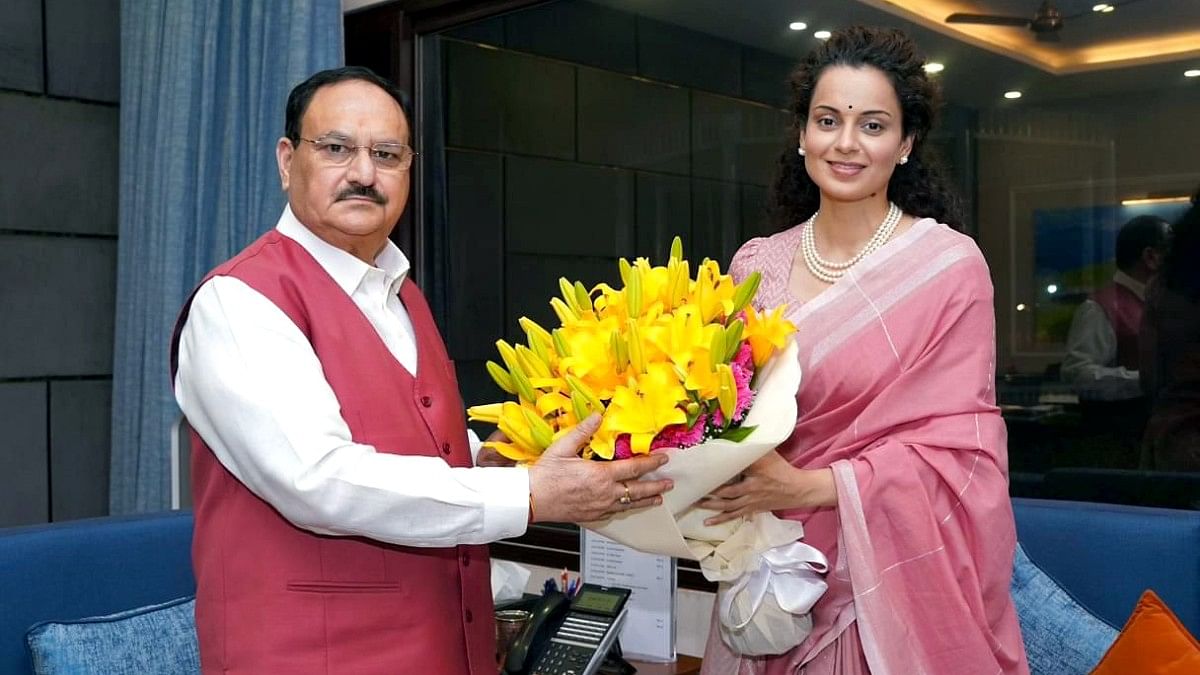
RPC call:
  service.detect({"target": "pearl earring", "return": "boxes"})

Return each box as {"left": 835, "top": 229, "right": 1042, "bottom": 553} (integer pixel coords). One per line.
{"left": 898, "top": 155, "right": 908, "bottom": 165}
{"left": 798, "top": 147, "right": 806, "bottom": 156}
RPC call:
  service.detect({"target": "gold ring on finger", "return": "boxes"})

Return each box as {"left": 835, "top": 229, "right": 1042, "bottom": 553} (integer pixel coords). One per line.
{"left": 618, "top": 482, "right": 632, "bottom": 505}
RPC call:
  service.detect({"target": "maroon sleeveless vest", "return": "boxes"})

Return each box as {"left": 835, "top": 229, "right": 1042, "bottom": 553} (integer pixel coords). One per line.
{"left": 170, "top": 231, "right": 494, "bottom": 674}
{"left": 1091, "top": 281, "right": 1144, "bottom": 370}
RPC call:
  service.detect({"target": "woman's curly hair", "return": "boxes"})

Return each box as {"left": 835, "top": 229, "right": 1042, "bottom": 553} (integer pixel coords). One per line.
{"left": 771, "top": 26, "right": 965, "bottom": 232}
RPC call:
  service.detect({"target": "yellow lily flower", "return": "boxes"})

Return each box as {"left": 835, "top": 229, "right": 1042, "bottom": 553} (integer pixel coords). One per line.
{"left": 604, "top": 363, "right": 687, "bottom": 454}
{"left": 473, "top": 401, "right": 552, "bottom": 462}
{"left": 466, "top": 402, "right": 503, "bottom": 425}
{"left": 694, "top": 259, "right": 737, "bottom": 324}
{"left": 744, "top": 305, "right": 797, "bottom": 367}
{"left": 684, "top": 346, "right": 722, "bottom": 400}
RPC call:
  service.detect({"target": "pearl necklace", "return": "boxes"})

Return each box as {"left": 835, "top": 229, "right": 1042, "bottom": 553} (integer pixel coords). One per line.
{"left": 801, "top": 202, "right": 901, "bottom": 284}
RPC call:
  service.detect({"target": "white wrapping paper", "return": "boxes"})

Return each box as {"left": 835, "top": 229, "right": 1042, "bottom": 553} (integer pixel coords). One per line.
{"left": 583, "top": 339, "right": 803, "bottom": 561}
{"left": 582, "top": 340, "right": 827, "bottom": 655}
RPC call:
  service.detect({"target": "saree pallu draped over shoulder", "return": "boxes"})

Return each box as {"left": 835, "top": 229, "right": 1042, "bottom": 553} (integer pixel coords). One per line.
{"left": 702, "top": 219, "right": 1029, "bottom": 675}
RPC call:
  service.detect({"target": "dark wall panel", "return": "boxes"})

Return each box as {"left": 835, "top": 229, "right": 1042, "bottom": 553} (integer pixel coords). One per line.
{"left": 505, "top": 155, "right": 635, "bottom": 257}
{"left": 0, "top": 236, "right": 117, "bottom": 378}
{"left": 446, "top": 41, "right": 575, "bottom": 159}
{"left": 637, "top": 17, "right": 740, "bottom": 97}
{"left": 692, "top": 93, "right": 789, "bottom": 187}
{"left": 740, "top": 184, "right": 772, "bottom": 241}
{"left": 0, "top": 0, "right": 44, "bottom": 93}
{"left": 742, "top": 48, "right": 794, "bottom": 109}
{"left": 445, "top": 150, "right": 505, "bottom": 361}
{"left": 578, "top": 69, "right": 690, "bottom": 175}
{"left": 445, "top": 14, "right": 505, "bottom": 47}
{"left": 45, "top": 0, "right": 120, "bottom": 103}
{"left": 49, "top": 380, "right": 111, "bottom": 521}
{"left": 505, "top": 1, "right": 636, "bottom": 74}
{"left": 0, "top": 93, "right": 119, "bottom": 235}
{"left": 692, "top": 178, "right": 741, "bottom": 267}
{"left": 635, "top": 172, "right": 690, "bottom": 263}
{"left": 0, "top": 382, "right": 49, "bottom": 527}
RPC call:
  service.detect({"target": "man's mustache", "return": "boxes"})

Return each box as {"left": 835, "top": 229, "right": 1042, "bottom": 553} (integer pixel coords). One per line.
{"left": 336, "top": 184, "right": 387, "bottom": 204}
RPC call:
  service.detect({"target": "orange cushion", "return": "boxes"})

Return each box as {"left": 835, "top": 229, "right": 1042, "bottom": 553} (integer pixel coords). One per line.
{"left": 1091, "top": 590, "right": 1200, "bottom": 675}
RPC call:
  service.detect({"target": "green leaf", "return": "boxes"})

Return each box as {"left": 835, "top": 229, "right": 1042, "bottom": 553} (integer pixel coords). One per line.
{"left": 717, "top": 425, "right": 757, "bottom": 442}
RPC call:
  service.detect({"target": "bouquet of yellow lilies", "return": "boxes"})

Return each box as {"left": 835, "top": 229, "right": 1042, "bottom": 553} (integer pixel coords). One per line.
{"left": 467, "top": 237, "right": 796, "bottom": 464}
{"left": 467, "top": 237, "right": 812, "bottom": 564}
{"left": 470, "top": 238, "right": 828, "bottom": 655}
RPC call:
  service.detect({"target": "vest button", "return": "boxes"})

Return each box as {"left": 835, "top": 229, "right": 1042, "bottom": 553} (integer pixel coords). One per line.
{"left": 465, "top": 609, "right": 474, "bottom": 623}
{"left": 442, "top": 442, "right": 451, "bottom": 455}
{"left": 421, "top": 395, "right": 433, "bottom": 408}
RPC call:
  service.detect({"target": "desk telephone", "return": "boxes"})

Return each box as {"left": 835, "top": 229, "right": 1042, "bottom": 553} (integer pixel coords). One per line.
{"left": 503, "top": 583, "right": 632, "bottom": 675}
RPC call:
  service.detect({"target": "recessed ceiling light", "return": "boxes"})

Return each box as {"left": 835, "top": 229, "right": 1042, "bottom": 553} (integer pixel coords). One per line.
{"left": 814, "top": 30, "right": 832, "bottom": 40}
{"left": 789, "top": 21, "right": 807, "bottom": 31}
{"left": 1092, "top": 3, "right": 1113, "bottom": 11}
{"left": 1004, "top": 90, "right": 1023, "bottom": 99}
{"left": 1186, "top": 69, "right": 1200, "bottom": 78}
{"left": 924, "top": 62, "right": 945, "bottom": 74}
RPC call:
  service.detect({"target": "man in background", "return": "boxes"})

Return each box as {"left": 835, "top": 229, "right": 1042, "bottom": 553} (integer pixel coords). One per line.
{"left": 1062, "top": 214, "right": 1171, "bottom": 460}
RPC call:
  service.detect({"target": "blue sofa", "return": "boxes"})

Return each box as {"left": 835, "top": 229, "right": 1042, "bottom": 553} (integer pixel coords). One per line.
{"left": 0, "top": 511, "right": 195, "bottom": 674}
{"left": 2, "top": 500, "right": 1198, "bottom": 673}
{"left": 1013, "top": 498, "right": 1200, "bottom": 633}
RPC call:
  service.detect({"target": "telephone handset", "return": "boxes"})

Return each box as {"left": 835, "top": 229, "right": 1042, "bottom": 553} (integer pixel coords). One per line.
{"left": 503, "top": 584, "right": 631, "bottom": 675}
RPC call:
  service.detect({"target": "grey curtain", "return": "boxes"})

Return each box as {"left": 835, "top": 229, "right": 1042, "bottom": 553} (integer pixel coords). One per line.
{"left": 111, "top": 0, "right": 343, "bottom": 513}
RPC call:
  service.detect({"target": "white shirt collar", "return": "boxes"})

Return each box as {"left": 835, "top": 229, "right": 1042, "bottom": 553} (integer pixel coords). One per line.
{"left": 1113, "top": 270, "right": 1146, "bottom": 301}
{"left": 275, "top": 205, "right": 410, "bottom": 297}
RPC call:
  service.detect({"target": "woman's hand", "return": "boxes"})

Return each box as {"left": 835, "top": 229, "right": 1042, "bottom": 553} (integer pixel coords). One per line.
{"left": 698, "top": 451, "right": 836, "bottom": 525}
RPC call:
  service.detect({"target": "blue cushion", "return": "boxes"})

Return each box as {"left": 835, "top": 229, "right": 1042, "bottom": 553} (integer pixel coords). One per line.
{"left": 1011, "top": 544, "right": 1117, "bottom": 675}
{"left": 25, "top": 596, "right": 199, "bottom": 675}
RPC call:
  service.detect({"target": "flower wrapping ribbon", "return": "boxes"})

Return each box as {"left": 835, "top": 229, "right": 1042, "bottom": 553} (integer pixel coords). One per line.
{"left": 717, "top": 540, "right": 829, "bottom": 656}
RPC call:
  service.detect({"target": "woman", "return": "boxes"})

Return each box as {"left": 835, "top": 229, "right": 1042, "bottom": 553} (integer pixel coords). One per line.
{"left": 699, "top": 26, "right": 1028, "bottom": 674}
{"left": 1140, "top": 188, "right": 1200, "bottom": 471}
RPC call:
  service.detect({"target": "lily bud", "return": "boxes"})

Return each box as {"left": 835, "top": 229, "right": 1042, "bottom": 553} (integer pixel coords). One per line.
{"left": 574, "top": 281, "right": 593, "bottom": 314}
{"left": 717, "top": 363, "right": 736, "bottom": 423}
{"left": 723, "top": 319, "right": 744, "bottom": 362}
{"left": 730, "top": 271, "right": 762, "bottom": 316}
{"left": 485, "top": 360, "right": 517, "bottom": 395}
{"left": 551, "top": 328, "right": 572, "bottom": 358}
{"left": 559, "top": 277, "right": 581, "bottom": 315}
{"left": 549, "top": 297, "right": 578, "bottom": 324}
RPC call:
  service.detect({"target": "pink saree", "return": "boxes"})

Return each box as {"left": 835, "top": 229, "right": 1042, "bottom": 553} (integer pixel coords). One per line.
{"left": 702, "top": 219, "right": 1029, "bottom": 675}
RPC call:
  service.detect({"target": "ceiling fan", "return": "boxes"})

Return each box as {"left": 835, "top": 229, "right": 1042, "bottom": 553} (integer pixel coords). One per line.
{"left": 945, "top": 0, "right": 1140, "bottom": 42}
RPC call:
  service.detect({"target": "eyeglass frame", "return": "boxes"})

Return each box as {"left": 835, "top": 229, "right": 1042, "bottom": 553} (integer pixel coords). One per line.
{"left": 295, "top": 135, "right": 418, "bottom": 171}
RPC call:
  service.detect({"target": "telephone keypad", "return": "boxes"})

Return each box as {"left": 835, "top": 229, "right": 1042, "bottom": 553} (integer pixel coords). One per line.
{"left": 531, "top": 614, "right": 613, "bottom": 675}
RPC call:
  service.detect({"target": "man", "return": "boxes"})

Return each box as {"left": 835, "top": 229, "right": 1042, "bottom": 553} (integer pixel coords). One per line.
{"left": 170, "top": 67, "right": 672, "bottom": 674}
{"left": 1061, "top": 214, "right": 1170, "bottom": 463}
{"left": 1062, "top": 214, "right": 1171, "bottom": 400}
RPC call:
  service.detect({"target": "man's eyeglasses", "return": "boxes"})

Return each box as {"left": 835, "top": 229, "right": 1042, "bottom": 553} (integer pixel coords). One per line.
{"left": 297, "top": 137, "right": 416, "bottom": 171}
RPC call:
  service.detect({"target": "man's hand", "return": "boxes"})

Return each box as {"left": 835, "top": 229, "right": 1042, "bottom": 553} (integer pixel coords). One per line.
{"left": 475, "top": 430, "right": 516, "bottom": 467}
{"left": 528, "top": 414, "right": 673, "bottom": 524}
